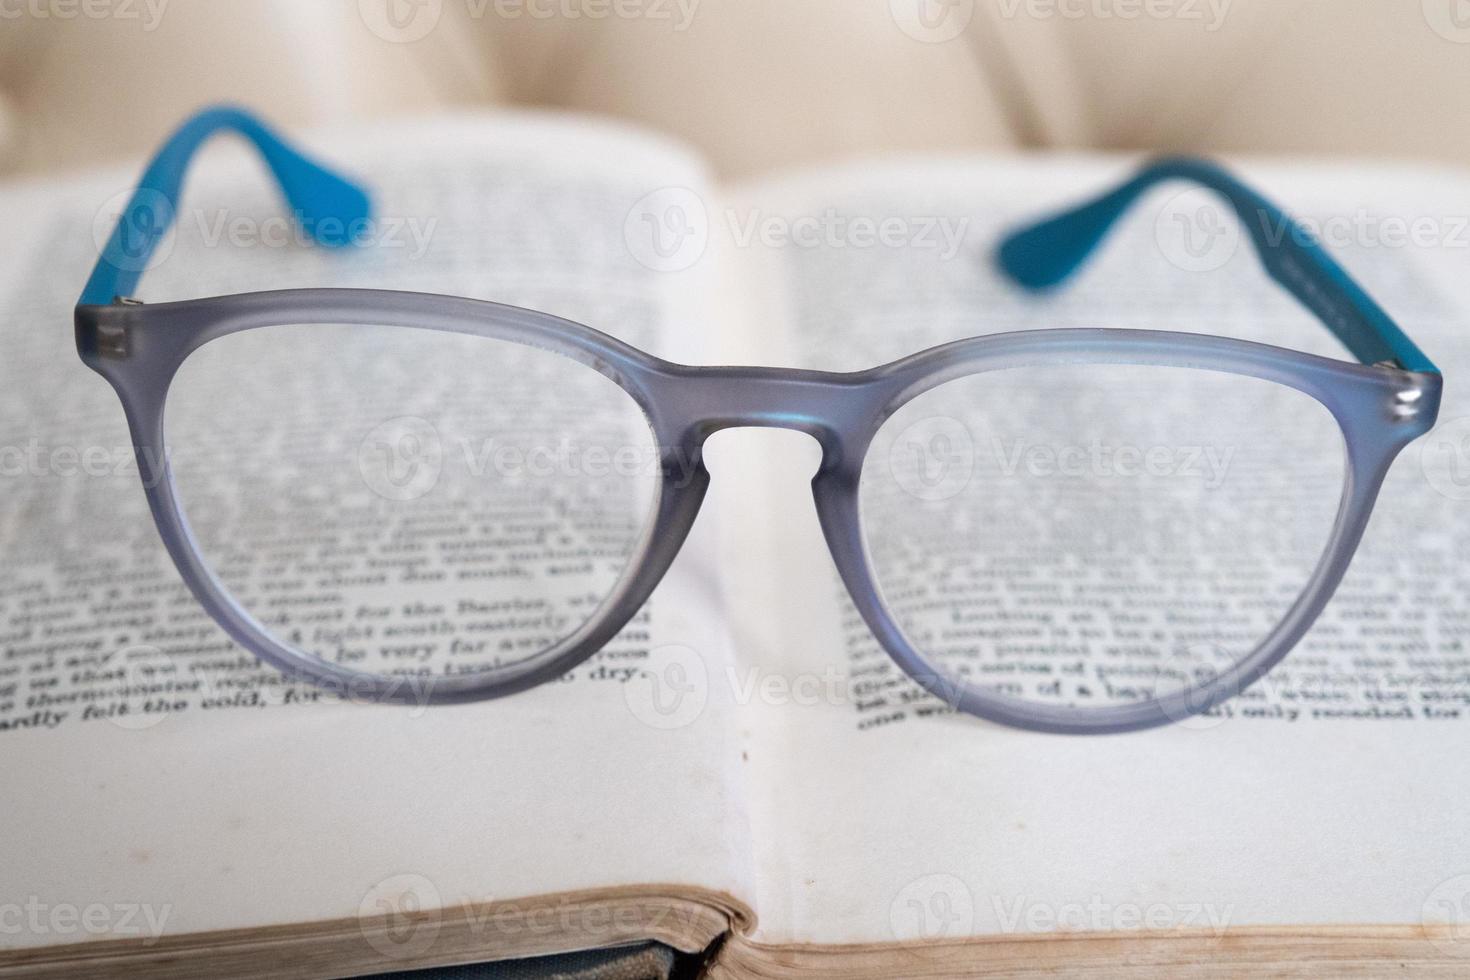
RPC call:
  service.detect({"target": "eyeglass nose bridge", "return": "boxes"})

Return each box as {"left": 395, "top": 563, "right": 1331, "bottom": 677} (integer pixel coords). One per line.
{"left": 641, "top": 365, "right": 899, "bottom": 473}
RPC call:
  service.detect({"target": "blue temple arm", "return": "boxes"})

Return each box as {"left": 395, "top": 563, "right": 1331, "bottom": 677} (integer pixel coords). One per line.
{"left": 995, "top": 158, "right": 1438, "bottom": 374}
{"left": 79, "top": 105, "right": 372, "bottom": 307}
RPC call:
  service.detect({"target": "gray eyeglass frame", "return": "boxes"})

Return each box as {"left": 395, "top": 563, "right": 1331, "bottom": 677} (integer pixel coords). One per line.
{"left": 75, "top": 107, "right": 1443, "bottom": 734}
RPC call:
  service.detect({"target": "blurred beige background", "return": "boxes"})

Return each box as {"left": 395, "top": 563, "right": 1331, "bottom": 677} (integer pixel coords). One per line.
{"left": 0, "top": 0, "right": 1467, "bottom": 178}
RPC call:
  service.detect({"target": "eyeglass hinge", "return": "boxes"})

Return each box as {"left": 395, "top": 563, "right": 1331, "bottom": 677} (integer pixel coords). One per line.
{"left": 92, "top": 320, "right": 131, "bottom": 359}
{"left": 114, "top": 296, "right": 144, "bottom": 306}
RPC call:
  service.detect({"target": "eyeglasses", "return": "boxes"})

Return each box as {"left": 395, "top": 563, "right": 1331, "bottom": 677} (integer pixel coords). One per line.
{"left": 76, "top": 107, "right": 1441, "bottom": 734}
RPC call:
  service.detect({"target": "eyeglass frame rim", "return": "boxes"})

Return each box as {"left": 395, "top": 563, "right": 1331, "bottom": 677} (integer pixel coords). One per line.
{"left": 73, "top": 104, "right": 1446, "bottom": 732}
{"left": 75, "top": 288, "right": 1442, "bottom": 733}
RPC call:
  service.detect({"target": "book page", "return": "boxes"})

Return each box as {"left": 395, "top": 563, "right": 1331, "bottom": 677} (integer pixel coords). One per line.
{"left": 0, "top": 113, "right": 756, "bottom": 958}
{"left": 708, "top": 157, "right": 1470, "bottom": 948}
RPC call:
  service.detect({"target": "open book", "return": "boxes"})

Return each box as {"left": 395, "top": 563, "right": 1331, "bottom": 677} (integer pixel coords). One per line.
{"left": 3, "top": 111, "right": 1469, "bottom": 978}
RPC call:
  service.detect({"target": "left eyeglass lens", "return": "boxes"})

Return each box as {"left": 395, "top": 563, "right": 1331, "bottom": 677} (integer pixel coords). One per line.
{"left": 164, "top": 322, "right": 662, "bottom": 683}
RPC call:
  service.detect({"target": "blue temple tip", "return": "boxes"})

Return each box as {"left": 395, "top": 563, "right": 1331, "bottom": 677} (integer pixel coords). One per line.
{"left": 288, "top": 171, "right": 373, "bottom": 248}
{"left": 232, "top": 106, "right": 372, "bottom": 248}
{"left": 995, "top": 171, "right": 1161, "bottom": 293}
{"left": 988, "top": 156, "right": 1437, "bottom": 374}
{"left": 79, "top": 105, "right": 377, "bottom": 304}
{"left": 995, "top": 220, "right": 1083, "bottom": 292}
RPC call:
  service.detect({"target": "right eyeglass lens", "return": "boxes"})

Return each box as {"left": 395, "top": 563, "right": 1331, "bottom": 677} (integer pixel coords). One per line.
{"left": 858, "top": 362, "right": 1347, "bottom": 709}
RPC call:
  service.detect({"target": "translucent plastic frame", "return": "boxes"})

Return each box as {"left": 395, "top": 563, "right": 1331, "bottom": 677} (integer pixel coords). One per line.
{"left": 76, "top": 107, "right": 1443, "bottom": 734}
